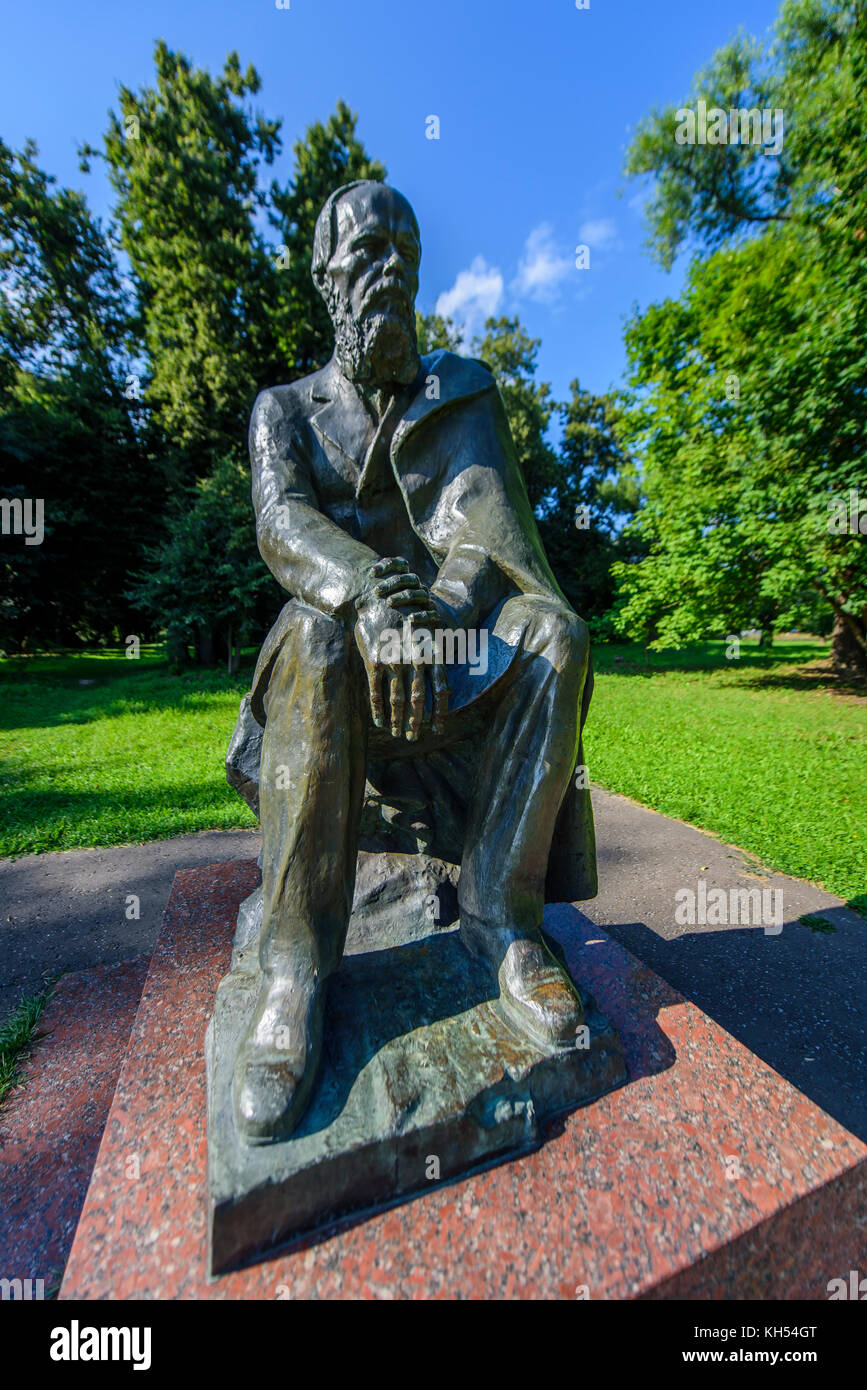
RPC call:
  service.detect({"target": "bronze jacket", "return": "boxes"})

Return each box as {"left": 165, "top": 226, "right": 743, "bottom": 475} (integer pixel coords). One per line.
{"left": 246, "top": 348, "right": 597, "bottom": 901}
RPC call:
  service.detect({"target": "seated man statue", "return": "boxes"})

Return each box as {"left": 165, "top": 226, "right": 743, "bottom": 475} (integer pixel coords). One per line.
{"left": 233, "top": 179, "right": 597, "bottom": 1144}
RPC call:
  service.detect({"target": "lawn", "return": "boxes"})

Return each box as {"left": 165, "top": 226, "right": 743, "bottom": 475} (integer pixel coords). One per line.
{"left": 0, "top": 637, "right": 864, "bottom": 908}
{"left": 0, "top": 647, "right": 259, "bottom": 856}
{"left": 585, "top": 637, "right": 866, "bottom": 908}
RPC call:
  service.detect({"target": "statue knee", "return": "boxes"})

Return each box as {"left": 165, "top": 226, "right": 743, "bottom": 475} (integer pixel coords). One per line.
{"left": 521, "top": 600, "right": 589, "bottom": 674}
{"left": 280, "top": 606, "right": 353, "bottom": 677}
{"left": 263, "top": 607, "right": 354, "bottom": 720}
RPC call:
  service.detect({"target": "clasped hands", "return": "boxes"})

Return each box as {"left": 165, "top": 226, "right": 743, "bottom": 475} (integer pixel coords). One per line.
{"left": 354, "top": 556, "right": 454, "bottom": 741}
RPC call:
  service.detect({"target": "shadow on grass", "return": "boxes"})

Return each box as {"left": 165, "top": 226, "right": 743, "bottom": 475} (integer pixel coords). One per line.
{"left": 592, "top": 640, "right": 841, "bottom": 685}
{"left": 0, "top": 666, "right": 257, "bottom": 732}
{"left": 0, "top": 774, "right": 256, "bottom": 857}
{"left": 738, "top": 660, "right": 867, "bottom": 699}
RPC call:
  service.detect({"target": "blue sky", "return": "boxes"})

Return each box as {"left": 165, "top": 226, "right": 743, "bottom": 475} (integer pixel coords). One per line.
{"left": 2, "top": 0, "right": 782, "bottom": 407}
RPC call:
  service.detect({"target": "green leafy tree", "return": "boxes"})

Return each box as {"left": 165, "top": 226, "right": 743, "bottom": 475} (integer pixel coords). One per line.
{"left": 0, "top": 138, "right": 154, "bottom": 650}
{"left": 470, "top": 316, "right": 559, "bottom": 511}
{"left": 82, "top": 41, "right": 282, "bottom": 487}
{"left": 80, "top": 42, "right": 290, "bottom": 660}
{"left": 617, "top": 0, "right": 867, "bottom": 671}
{"left": 543, "top": 382, "right": 641, "bottom": 633}
{"left": 127, "top": 454, "right": 280, "bottom": 671}
{"left": 418, "top": 312, "right": 636, "bottom": 626}
{"left": 416, "top": 311, "right": 463, "bottom": 355}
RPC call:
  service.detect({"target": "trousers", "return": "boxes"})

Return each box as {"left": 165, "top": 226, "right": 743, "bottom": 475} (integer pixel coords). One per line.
{"left": 258, "top": 593, "right": 591, "bottom": 979}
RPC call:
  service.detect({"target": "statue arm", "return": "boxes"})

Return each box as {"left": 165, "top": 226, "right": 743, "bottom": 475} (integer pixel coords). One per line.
{"left": 250, "top": 387, "right": 378, "bottom": 619}
{"left": 428, "top": 387, "right": 568, "bottom": 627}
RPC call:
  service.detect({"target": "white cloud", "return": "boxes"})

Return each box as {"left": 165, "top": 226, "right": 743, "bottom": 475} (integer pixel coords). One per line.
{"left": 578, "top": 218, "right": 618, "bottom": 250}
{"left": 435, "top": 255, "right": 504, "bottom": 339}
{"left": 510, "top": 223, "right": 573, "bottom": 303}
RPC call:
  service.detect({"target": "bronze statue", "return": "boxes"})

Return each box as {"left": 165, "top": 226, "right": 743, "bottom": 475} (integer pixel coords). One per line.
{"left": 230, "top": 181, "right": 597, "bottom": 1145}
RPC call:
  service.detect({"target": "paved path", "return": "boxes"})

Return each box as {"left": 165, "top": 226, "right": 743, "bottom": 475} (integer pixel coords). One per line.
{"left": 0, "top": 828, "right": 261, "bottom": 1020}
{"left": 1, "top": 789, "right": 864, "bottom": 1137}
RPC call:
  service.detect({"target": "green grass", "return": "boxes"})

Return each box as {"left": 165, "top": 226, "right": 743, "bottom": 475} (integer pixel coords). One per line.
{"left": 0, "top": 646, "right": 257, "bottom": 857}
{"left": 1, "top": 637, "right": 865, "bottom": 908}
{"left": 0, "top": 986, "right": 55, "bottom": 1108}
{"left": 585, "top": 637, "right": 866, "bottom": 905}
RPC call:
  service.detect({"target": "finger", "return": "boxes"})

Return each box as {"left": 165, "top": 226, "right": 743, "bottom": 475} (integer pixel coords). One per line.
{"left": 371, "top": 556, "right": 409, "bottom": 578}
{"left": 407, "top": 661, "right": 426, "bottom": 741}
{"left": 375, "top": 572, "right": 423, "bottom": 599}
{"left": 389, "top": 591, "right": 433, "bottom": 608}
{"left": 367, "top": 664, "right": 387, "bottom": 729}
{"left": 431, "top": 661, "right": 450, "bottom": 735}
{"left": 407, "top": 608, "right": 439, "bottom": 624}
{"left": 387, "top": 665, "right": 406, "bottom": 739}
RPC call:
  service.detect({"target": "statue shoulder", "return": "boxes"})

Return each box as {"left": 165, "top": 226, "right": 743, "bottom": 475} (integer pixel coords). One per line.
{"left": 421, "top": 348, "right": 496, "bottom": 395}
{"left": 249, "top": 371, "right": 326, "bottom": 456}
{"left": 250, "top": 378, "right": 312, "bottom": 428}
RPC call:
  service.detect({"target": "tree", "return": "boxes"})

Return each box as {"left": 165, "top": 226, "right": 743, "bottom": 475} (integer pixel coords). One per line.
{"left": 127, "top": 454, "right": 280, "bottom": 671}
{"left": 82, "top": 42, "right": 290, "bottom": 661}
{"left": 416, "top": 310, "right": 463, "bottom": 355}
{"left": 543, "top": 382, "right": 641, "bottom": 633}
{"left": 417, "top": 312, "right": 637, "bottom": 627}
{"left": 82, "top": 41, "right": 282, "bottom": 489}
{"left": 0, "top": 138, "right": 154, "bottom": 650}
{"left": 469, "top": 316, "right": 559, "bottom": 512}
{"left": 84, "top": 61, "right": 389, "bottom": 661}
{"left": 617, "top": 0, "right": 867, "bottom": 671}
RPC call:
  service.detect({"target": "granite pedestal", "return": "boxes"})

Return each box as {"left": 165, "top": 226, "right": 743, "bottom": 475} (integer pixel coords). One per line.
{"left": 207, "top": 881, "right": 625, "bottom": 1274}
{"left": 60, "top": 861, "right": 867, "bottom": 1300}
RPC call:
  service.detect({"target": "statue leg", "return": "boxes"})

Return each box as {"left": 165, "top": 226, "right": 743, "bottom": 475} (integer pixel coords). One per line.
{"left": 458, "top": 596, "right": 590, "bottom": 1050}
{"left": 233, "top": 604, "right": 367, "bottom": 1144}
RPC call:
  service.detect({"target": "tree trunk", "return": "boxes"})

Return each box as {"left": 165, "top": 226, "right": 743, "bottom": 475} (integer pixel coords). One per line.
{"left": 831, "top": 610, "right": 867, "bottom": 676}
{"left": 166, "top": 633, "right": 188, "bottom": 667}
{"left": 195, "top": 626, "right": 215, "bottom": 665}
{"left": 226, "top": 624, "right": 241, "bottom": 676}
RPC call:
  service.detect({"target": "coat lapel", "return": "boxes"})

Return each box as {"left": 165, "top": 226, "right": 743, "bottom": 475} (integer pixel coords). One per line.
{"left": 309, "top": 351, "right": 496, "bottom": 486}
{"left": 309, "top": 361, "right": 372, "bottom": 483}
{"left": 390, "top": 350, "right": 495, "bottom": 466}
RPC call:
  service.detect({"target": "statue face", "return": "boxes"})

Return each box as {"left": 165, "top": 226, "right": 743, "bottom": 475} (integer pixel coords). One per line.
{"left": 328, "top": 185, "right": 420, "bottom": 326}
{"left": 323, "top": 185, "right": 421, "bottom": 386}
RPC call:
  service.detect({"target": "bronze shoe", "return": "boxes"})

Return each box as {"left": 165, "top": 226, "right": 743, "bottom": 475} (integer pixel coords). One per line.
{"left": 232, "top": 967, "right": 326, "bottom": 1145}
{"left": 460, "top": 915, "right": 585, "bottom": 1051}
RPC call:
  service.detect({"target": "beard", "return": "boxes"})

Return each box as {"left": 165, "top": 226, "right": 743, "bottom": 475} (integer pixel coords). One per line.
{"left": 329, "top": 293, "right": 420, "bottom": 387}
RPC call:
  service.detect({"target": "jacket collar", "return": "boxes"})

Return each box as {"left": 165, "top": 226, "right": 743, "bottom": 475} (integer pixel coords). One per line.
{"left": 309, "top": 350, "right": 494, "bottom": 468}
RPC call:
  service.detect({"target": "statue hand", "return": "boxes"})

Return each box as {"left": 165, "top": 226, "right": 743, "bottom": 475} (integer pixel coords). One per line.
{"left": 354, "top": 557, "right": 450, "bottom": 740}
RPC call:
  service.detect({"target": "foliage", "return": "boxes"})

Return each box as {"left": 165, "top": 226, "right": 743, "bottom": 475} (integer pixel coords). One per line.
{"left": 0, "top": 138, "right": 155, "bottom": 651}
{"left": 127, "top": 454, "right": 281, "bottom": 668}
{"left": 618, "top": 0, "right": 867, "bottom": 671}
{"left": 418, "top": 311, "right": 640, "bottom": 625}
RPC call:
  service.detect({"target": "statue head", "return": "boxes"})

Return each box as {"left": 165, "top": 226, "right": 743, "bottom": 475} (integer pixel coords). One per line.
{"left": 312, "top": 181, "right": 421, "bottom": 387}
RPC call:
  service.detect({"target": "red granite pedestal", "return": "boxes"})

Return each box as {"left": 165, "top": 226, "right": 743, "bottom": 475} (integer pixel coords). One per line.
{"left": 0, "top": 957, "right": 149, "bottom": 1290}
{"left": 60, "top": 861, "right": 867, "bottom": 1300}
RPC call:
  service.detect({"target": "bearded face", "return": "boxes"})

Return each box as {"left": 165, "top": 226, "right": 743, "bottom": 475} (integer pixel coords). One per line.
{"left": 319, "top": 186, "right": 421, "bottom": 388}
